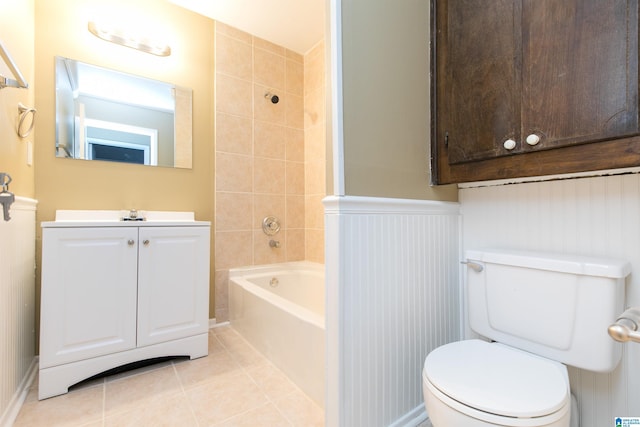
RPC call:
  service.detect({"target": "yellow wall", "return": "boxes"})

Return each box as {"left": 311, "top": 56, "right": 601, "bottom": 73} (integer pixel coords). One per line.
{"left": 0, "top": 0, "right": 35, "bottom": 198}
{"left": 340, "top": 0, "right": 458, "bottom": 201}
{"left": 34, "top": 0, "right": 216, "bottom": 315}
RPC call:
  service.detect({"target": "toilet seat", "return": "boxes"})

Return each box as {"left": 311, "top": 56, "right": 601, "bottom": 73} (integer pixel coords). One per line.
{"left": 423, "top": 340, "right": 570, "bottom": 424}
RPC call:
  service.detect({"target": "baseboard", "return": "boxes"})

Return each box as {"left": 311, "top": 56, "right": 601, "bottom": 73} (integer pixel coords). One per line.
{"left": 388, "top": 404, "right": 428, "bottom": 427}
{"left": 209, "top": 318, "right": 230, "bottom": 329}
{"left": 0, "top": 356, "right": 38, "bottom": 427}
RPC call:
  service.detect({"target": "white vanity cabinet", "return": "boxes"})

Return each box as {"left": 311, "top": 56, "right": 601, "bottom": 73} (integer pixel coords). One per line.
{"left": 39, "top": 213, "right": 210, "bottom": 400}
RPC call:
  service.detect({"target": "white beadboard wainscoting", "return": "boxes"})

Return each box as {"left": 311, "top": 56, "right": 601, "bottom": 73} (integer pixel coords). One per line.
{"left": 324, "top": 196, "right": 461, "bottom": 427}
{"left": 460, "top": 173, "right": 640, "bottom": 426}
{"left": 0, "top": 197, "right": 37, "bottom": 427}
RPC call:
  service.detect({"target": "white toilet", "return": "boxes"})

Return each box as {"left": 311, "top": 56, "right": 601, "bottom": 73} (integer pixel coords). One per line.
{"left": 423, "top": 249, "right": 630, "bottom": 427}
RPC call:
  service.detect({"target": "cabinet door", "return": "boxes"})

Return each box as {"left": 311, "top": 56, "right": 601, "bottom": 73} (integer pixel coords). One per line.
{"left": 40, "top": 227, "right": 138, "bottom": 368}
{"left": 137, "top": 226, "right": 210, "bottom": 347}
{"left": 522, "top": 0, "right": 639, "bottom": 151}
{"left": 441, "top": 0, "right": 522, "bottom": 164}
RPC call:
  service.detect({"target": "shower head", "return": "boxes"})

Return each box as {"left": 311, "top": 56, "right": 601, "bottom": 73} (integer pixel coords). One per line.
{"left": 264, "top": 91, "right": 279, "bottom": 104}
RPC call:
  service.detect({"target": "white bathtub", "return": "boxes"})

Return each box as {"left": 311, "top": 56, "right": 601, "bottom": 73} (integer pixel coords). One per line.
{"left": 228, "top": 261, "right": 325, "bottom": 407}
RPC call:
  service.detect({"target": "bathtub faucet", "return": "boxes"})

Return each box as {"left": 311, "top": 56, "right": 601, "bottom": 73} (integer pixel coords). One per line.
{"left": 269, "top": 239, "right": 281, "bottom": 248}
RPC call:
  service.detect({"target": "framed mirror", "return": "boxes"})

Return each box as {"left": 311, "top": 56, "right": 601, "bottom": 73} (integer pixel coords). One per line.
{"left": 55, "top": 56, "right": 193, "bottom": 168}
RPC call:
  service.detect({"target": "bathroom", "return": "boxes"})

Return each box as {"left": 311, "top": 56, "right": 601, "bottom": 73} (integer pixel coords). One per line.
{"left": 1, "top": 0, "right": 640, "bottom": 427}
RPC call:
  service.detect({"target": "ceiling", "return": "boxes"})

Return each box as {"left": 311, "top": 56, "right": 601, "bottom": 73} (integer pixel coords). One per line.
{"left": 167, "top": 0, "right": 325, "bottom": 55}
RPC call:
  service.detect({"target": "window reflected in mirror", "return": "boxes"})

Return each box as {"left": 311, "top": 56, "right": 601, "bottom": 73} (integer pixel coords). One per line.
{"left": 55, "top": 56, "right": 192, "bottom": 169}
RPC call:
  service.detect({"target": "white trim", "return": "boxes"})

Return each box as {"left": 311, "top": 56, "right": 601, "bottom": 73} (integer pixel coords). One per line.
{"left": 0, "top": 356, "right": 37, "bottom": 427}
{"left": 387, "top": 404, "right": 429, "bottom": 427}
{"left": 330, "top": 0, "right": 345, "bottom": 196}
{"left": 458, "top": 167, "right": 640, "bottom": 189}
{"left": 12, "top": 197, "right": 38, "bottom": 210}
{"left": 83, "top": 118, "right": 158, "bottom": 166}
{"left": 323, "top": 195, "right": 460, "bottom": 215}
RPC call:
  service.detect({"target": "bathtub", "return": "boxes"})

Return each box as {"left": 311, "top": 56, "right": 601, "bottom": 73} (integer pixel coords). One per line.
{"left": 228, "top": 261, "right": 325, "bottom": 407}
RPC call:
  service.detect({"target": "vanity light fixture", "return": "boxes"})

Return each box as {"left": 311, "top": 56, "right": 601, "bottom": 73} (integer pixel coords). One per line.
{"left": 88, "top": 21, "right": 171, "bottom": 57}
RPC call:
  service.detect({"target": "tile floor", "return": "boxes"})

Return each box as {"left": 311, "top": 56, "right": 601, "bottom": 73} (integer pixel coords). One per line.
{"left": 13, "top": 326, "right": 324, "bottom": 427}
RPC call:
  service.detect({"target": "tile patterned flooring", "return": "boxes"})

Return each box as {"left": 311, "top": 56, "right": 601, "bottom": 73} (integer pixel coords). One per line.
{"left": 13, "top": 326, "right": 324, "bottom": 427}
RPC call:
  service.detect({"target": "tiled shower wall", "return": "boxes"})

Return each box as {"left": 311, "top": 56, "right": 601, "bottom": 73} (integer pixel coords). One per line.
{"left": 214, "top": 22, "right": 325, "bottom": 321}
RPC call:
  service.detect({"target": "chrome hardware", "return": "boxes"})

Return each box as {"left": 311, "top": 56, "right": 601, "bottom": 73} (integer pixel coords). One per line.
{"left": 608, "top": 308, "right": 640, "bottom": 344}
{"left": 127, "top": 239, "right": 135, "bottom": 246}
{"left": 269, "top": 239, "right": 281, "bottom": 248}
{"left": 269, "top": 277, "right": 279, "bottom": 287}
{"left": 461, "top": 260, "right": 484, "bottom": 273}
{"left": 143, "top": 239, "right": 150, "bottom": 246}
{"left": 503, "top": 139, "right": 517, "bottom": 150}
{"left": 262, "top": 216, "right": 281, "bottom": 236}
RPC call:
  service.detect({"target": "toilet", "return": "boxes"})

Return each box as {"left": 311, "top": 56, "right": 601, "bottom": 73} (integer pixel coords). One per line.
{"left": 423, "top": 249, "right": 630, "bottom": 427}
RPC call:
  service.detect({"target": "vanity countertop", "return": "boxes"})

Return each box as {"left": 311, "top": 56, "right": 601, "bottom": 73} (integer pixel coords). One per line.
{"left": 41, "top": 210, "right": 210, "bottom": 228}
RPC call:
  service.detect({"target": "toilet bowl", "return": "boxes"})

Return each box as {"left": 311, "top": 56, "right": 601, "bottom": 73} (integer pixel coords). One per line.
{"left": 423, "top": 340, "right": 570, "bottom": 427}
{"left": 422, "top": 249, "right": 630, "bottom": 427}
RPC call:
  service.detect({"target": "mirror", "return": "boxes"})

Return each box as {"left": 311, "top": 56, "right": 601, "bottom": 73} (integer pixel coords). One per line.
{"left": 55, "top": 56, "right": 193, "bottom": 168}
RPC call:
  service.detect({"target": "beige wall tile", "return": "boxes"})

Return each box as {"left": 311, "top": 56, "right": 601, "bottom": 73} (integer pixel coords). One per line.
{"left": 254, "top": 158, "right": 286, "bottom": 194}
{"left": 215, "top": 231, "right": 253, "bottom": 269}
{"left": 305, "top": 229, "right": 325, "bottom": 264}
{"left": 305, "top": 87, "right": 325, "bottom": 128}
{"left": 214, "top": 269, "right": 229, "bottom": 320}
{"left": 286, "top": 228, "right": 305, "bottom": 261}
{"left": 216, "top": 152, "right": 253, "bottom": 193}
{"left": 305, "top": 124, "right": 326, "bottom": 162}
{"left": 286, "top": 195, "right": 305, "bottom": 229}
{"left": 305, "top": 195, "right": 325, "bottom": 230}
{"left": 253, "top": 37, "right": 286, "bottom": 56}
{"left": 286, "top": 128, "right": 305, "bottom": 162}
{"left": 286, "top": 49, "right": 304, "bottom": 64}
{"left": 254, "top": 48, "right": 286, "bottom": 90}
{"left": 254, "top": 121, "right": 286, "bottom": 160}
{"left": 305, "top": 160, "right": 326, "bottom": 195}
{"left": 216, "top": 192, "right": 253, "bottom": 231}
{"left": 286, "top": 94, "right": 304, "bottom": 129}
{"left": 216, "top": 33, "right": 252, "bottom": 80}
{"left": 216, "top": 73, "right": 253, "bottom": 118}
{"left": 286, "top": 161, "right": 305, "bottom": 195}
{"left": 254, "top": 194, "right": 286, "bottom": 229}
{"left": 216, "top": 22, "right": 252, "bottom": 44}
{"left": 216, "top": 113, "right": 253, "bottom": 155}
{"left": 286, "top": 60, "right": 304, "bottom": 96}
{"left": 304, "top": 46, "right": 325, "bottom": 95}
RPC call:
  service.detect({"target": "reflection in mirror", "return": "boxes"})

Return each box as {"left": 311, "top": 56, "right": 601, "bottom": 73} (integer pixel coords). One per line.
{"left": 55, "top": 56, "right": 193, "bottom": 168}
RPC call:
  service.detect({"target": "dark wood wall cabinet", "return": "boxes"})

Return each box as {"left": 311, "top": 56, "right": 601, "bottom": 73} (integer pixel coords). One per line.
{"left": 431, "top": 0, "right": 640, "bottom": 185}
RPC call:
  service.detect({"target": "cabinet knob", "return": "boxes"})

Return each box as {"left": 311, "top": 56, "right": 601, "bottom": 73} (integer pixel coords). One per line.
{"left": 127, "top": 239, "right": 135, "bottom": 246}
{"left": 503, "top": 139, "right": 517, "bottom": 150}
{"left": 143, "top": 239, "right": 150, "bottom": 246}
{"left": 526, "top": 134, "right": 541, "bottom": 146}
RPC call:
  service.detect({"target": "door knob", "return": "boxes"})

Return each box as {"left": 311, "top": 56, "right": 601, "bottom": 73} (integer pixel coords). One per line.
{"left": 503, "top": 139, "right": 517, "bottom": 150}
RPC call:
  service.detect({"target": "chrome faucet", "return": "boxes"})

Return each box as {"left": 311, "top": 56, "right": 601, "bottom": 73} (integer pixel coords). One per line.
{"left": 269, "top": 239, "right": 280, "bottom": 248}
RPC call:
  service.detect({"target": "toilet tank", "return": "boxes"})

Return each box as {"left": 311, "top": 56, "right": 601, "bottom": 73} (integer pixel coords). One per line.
{"left": 466, "top": 249, "right": 630, "bottom": 373}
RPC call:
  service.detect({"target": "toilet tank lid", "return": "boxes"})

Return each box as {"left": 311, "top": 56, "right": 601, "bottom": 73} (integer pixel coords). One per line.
{"left": 466, "top": 249, "right": 631, "bottom": 278}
